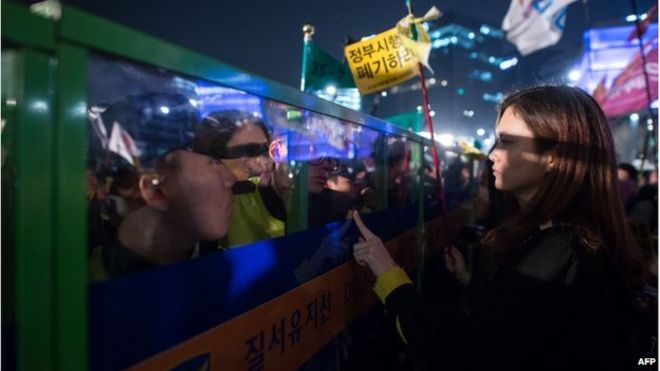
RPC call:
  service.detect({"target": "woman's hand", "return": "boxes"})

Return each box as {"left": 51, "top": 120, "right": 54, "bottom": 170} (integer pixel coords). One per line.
{"left": 444, "top": 246, "right": 471, "bottom": 286}
{"left": 352, "top": 210, "right": 397, "bottom": 276}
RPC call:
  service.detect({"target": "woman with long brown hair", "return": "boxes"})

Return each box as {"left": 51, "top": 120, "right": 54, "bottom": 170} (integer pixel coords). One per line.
{"left": 352, "top": 85, "right": 650, "bottom": 370}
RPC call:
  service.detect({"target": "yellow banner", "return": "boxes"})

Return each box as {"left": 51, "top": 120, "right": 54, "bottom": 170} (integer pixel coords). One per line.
{"left": 344, "top": 27, "right": 421, "bottom": 95}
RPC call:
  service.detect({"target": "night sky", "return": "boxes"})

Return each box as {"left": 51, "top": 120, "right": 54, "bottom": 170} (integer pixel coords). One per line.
{"left": 24, "top": 0, "right": 657, "bottom": 89}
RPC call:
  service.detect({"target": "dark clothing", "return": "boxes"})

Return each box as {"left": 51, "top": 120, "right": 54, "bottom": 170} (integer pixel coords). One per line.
{"left": 102, "top": 239, "right": 158, "bottom": 278}
{"left": 626, "top": 184, "right": 658, "bottom": 233}
{"left": 308, "top": 189, "right": 355, "bottom": 227}
{"left": 385, "top": 225, "right": 635, "bottom": 371}
{"left": 87, "top": 197, "right": 118, "bottom": 254}
{"left": 259, "top": 185, "right": 286, "bottom": 222}
{"left": 618, "top": 179, "right": 639, "bottom": 209}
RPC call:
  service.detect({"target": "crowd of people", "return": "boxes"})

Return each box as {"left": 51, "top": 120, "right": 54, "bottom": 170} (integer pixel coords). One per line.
{"left": 86, "top": 108, "right": 393, "bottom": 280}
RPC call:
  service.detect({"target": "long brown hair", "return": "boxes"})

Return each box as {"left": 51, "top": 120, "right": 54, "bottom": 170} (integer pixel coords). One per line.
{"left": 482, "top": 85, "right": 647, "bottom": 287}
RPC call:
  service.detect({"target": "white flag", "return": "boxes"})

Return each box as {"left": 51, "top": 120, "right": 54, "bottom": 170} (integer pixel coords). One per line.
{"left": 108, "top": 121, "right": 141, "bottom": 165}
{"left": 88, "top": 111, "right": 109, "bottom": 148}
{"left": 502, "top": 0, "right": 577, "bottom": 56}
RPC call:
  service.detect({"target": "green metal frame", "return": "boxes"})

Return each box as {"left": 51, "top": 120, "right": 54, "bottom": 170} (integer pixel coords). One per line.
{"left": 1, "top": 51, "right": 18, "bottom": 371}
{"left": 2, "top": 1, "right": 55, "bottom": 52}
{"left": 3, "top": 5, "right": 59, "bottom": 370}
{"left": 13, "top": 48, "right": 56, "bottom": 371}
{"left": 53, "top": 43, "right": 88, "bottom": 371}
{"left": 3, "top": 3, "right": 88, "bottom": 371}
{"left": 3, "top": 2, "right": 433, "bottom": 370}
{"left": 287, "top": 162, "right": 309, "bottom": 233}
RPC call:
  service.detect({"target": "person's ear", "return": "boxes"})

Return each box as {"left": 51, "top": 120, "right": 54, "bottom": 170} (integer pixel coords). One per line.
{"left": 139, "top": 174, "right": 168, "bottom": 211}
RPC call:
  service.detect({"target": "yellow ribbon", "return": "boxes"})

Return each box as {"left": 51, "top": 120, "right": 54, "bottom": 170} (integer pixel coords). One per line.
{"left": 396, "top": 6, "right": 442, "bottom": 74}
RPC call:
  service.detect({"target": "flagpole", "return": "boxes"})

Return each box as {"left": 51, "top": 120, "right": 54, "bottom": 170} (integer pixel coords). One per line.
{"left": 406, "top": 1, "right": 450, "bottom": 250}
{"left": 629, "top": 0, "right": 657, "bottom": 171}
{"left": 103, "top": 122, "right": 115, "bottom": 171}
{"left": 581, "top": 1, "right": 595, "bottom": 86}
{"left": 301, "top": 23, "right": 314, "bottom": 92}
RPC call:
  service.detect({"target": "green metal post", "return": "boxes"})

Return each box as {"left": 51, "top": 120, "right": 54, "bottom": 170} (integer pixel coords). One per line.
{"left": 53, "top": 43, "right": 88, "bottom": 371}
{"left": 14, "top": 49, "right": 56, "bottom": 371}
{"left": 300, "top": 25, "right": 311, "bottom": 92}
{"left": 287, "top": 159, "right": 309, "bottom": 234}
{"left": 288, "top": 23, "right": 313, "bottom": 232}
{"left": 1, "top": 50, "right": 19, "bottom": 371}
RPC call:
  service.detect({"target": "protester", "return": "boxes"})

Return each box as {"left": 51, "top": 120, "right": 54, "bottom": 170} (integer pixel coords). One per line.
{"left": 352, "top": 85, "right": 649, "bottom": 371}
{"left": 194, "top": 110, "right": 286, "bottom": 248}
{"left": 94, "top": 148, "right": 235, "bottom": 278}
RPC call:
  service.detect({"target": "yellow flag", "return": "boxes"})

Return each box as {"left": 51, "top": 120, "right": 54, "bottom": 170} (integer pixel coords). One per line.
{"left": 397, "top": 15, "right": 433, "bottom": 74}
{"left": 459, "top": 141, "right": 485, "bottom": 159}
{"left": 344, "top": 8, "right": 438, "bottom": 95}
{"left": 344, "top": 27, "right": 420, "bottom": 95}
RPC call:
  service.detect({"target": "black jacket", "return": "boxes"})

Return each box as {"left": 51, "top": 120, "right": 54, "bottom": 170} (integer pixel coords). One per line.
{"left": 385, "top": 225, "right": 636, "bottom": 371}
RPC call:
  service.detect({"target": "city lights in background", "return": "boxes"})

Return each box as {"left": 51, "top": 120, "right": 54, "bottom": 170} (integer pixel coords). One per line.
{"left": 568, "top": 70, "right": 581, "bottom": 82}
{"left": 571, "top": 24, "right": 657, "bottom": 94}
{"left": 625, "top": 13, "right": 648, "bottom": 22}
{"left": 498, "top": 57, "right": 518, "bottom": 70}
{"left": 437, "top": 133, "right": 455, "bottom": 147}
{"left": 417, "top": 131, "right": 455, "bottom": 147}
{"left": 324, "top": 85, "right": 337, "bottom": 96}
{"left": 483, "top": 136, "right": 495, "bottom": 149}
{"left": 629, "top": 113, "right": 639, "bottom": 129}
{"left": 482, "top": 92, "right": 503, "bottom": 103}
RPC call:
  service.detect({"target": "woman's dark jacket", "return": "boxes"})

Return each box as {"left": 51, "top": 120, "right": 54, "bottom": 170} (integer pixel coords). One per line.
{"left": 385, "top": 225, "right": 635, "bottom": 371}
